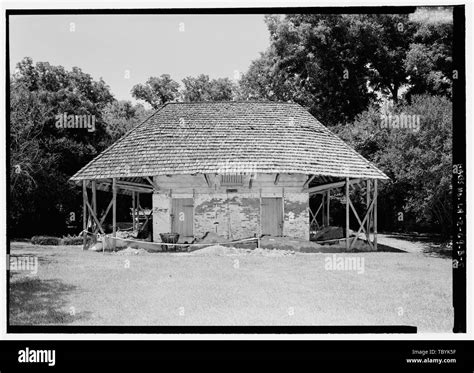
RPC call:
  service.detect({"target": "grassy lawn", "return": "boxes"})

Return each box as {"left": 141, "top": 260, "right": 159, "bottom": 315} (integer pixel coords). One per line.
{"left": 9, "top": 242, "right": 453, "bottom": 332}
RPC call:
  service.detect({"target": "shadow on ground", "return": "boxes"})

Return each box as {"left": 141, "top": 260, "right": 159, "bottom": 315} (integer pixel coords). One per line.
{"left": 372, "top": 243, "right": 406, "bottom": 253}
{"left": 9, "top": 276, "right": 91, "bottom": 325}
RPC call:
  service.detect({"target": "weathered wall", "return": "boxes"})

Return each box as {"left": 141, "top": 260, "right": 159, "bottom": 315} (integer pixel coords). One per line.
{"left": 152, "top": 173, "right": 310, "bottom": 242}
{"left": 194, "top": 192, "right": 261, "bottom": 240}
{"left": 152, "top": 193, "right": 170, "bottom": 242}
{"left": 283, "top": 192, "right": 309, "bottom": 240}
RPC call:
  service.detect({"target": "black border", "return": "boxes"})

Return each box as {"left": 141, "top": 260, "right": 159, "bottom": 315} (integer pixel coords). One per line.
{"left": 0, "top": 340, "right": 472, "bottom": 368}
{"left": 452, "top": 5, "right": 466, "bottom": 334}
{"left": 5, "top": 5, "right": 466, "bottom": 335}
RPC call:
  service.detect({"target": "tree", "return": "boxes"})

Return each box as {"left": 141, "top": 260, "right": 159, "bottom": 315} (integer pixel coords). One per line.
{"left": 10, "top": 57, "right": 116, "bottom": 237}
{"left": 131, "top": 74, "right": 180, "bottom": 109}
{"left": 132, "top": 74, "right": 237, "bottom": 106}
{"left": 239, "top": 14, "right": 380, "bottom": 125}
{"left": 181, "top": 74, "right": 236, "bottom": 102}
{"left": 10, "top": 82, "right": 52, "bottom": 231}
{"left": 102, "top": 100, "right": 151, "bottom": 144}
{"left": 239, "top": 10, "right": 452, "bottom": 125}
{"left": 335, "top": 94, "right": 452, "bottom": 237}
{"left": 404, "top": 7, "right": 453, "bottom": 98}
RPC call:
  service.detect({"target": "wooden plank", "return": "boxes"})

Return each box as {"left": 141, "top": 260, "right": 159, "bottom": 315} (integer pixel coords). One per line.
{"left": 203, "top": 174, "right": 211, "bottom": 187}
{"left": 146, "top": 176, "right": 159, "bottom": 191}
{"left": 282, "top": 187, "right": 285, "bottom": 235}
{"left": 309, "top": 178, "right": 361, "bottom": 194}
{"left": 85, "top": 199, "right": 105, "bottom": 234}
{"left": 310, "top": 210, "right": 320, "bottom": 230}
{"left": 259, "top": 189, "right": 262, "bottom": 237}
{"left": 101, "top": 179, "right": 153, "bottom": 191}
{"left": 261, "top": 197, "right": 283, "bottom": 236}
{"left": 117, "top": 184, "right": 152, "bottom": 193}
{"left": 99, "top": 198, "right": 114, "bottom": 226}
{"left": 92, "top": 180, "right": 97, "bottom": 233}
{"left": 302, "top": 174, "right": 316, "bottom": 189}
{"left": 82, "top": 180, "right": 87, "bottom": 250}
{"left": 366, "top": 179, "right": 371, "bottom": 243}
{"left": 132, "top": 191, "right": 136, "bottom": 231}
{"left": 322, "top": 192, "right": 327, "bottom": 226}
{"left": 326, "top": 190, "right": 330, "bottom": 226}
{"left": 112, "top": 178, "right": 117, "bottom": 251}
{"left": 171, "top": 198, "right": 194, "bottom": 237}
{"left": 348, "top": 198, "right": 373, "bottom": 250}
{"left": 349, "top": 198, "right": 376, "bottom": 250}
{"left": 274, "top": 173, "right": 280, "bottom": 185}
{"left": 345, "top": 178, "right": 349, "bottom": 251}
{"left": 312, "top": 199, "right": 323, "bottom": 226}
{"left": 374, "top": 179, "right": 378, "bottom": 251}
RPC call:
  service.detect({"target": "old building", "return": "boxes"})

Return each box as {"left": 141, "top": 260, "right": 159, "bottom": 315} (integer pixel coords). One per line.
{"left": 71, "top": 102, "right": 388, "bottom": 250}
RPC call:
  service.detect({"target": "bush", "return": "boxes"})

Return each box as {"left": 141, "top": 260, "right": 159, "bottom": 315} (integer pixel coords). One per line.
{"left": 30, "top": 235, "right": 61, "bottom": 245}
{"left": 62, "top": 235, "right": 91, "bottom": 245}
{"left": 31, "top": 234, "right": 94, "bottom": 246}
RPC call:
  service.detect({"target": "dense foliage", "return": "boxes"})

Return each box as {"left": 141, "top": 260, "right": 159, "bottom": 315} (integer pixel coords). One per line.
{"left": 334, "top": 95, "right": 452, "bottom": 235}
{"left": 10, "top": 58, "right": 148, "bottom": 237}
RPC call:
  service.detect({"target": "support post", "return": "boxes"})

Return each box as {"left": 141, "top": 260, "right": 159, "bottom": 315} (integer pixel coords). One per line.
{"left": 322, "top": 193, "right": 326, "bottom": 226}
{"left": 137, "top": 192, "right": 141, "bottom": 230}
{"left": 112, "top": 178, "right": 117, "bottom": 251}
{"left": 374, "top": 179, "right": 378, "bottom": 251}
{"left": 92, "top": 180, "right": 97, "bottom": 233}
{"left": 326, "top": 190, "right": 330, "bottom": 226}
{"left": 132, "top": 191, "right": 136, "bottom": 231}
{"left": 82, "top": 180, "right": 88, "bottom": 250}
{"left": 366, "top": 179, "right": 371, "bottom": 243}
{"left": 345, "top": 177, "right": 350, "bottom": 251}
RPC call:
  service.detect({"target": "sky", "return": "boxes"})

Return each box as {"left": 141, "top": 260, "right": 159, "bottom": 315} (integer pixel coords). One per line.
{"left": 9, "top": 14, "right": 270, "bottom": 102}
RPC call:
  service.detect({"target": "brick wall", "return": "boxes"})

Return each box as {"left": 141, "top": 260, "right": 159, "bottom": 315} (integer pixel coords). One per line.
{"left": 283, "top": 192, "right": 309, "bottom": 240}
{"left": 194, "top": 192, "right": 260, "bottom": 240}
{"left": 152, "top": 173, "right": 310, "bottom": 242}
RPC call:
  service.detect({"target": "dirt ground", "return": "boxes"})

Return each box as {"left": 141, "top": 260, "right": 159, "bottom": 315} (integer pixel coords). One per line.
{"left": 9, "top": 242, "right": 453, "bottom": 332}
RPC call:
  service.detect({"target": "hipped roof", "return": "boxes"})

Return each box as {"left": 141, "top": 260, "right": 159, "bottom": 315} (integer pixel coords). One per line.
{"left": 70, "top": 101, "right": 388, "bottom": 181}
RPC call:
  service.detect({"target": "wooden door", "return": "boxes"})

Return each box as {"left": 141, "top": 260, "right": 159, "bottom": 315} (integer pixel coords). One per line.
{"left": 261, "top": 197, "right": 283, "bottom": 236}
{"left": 171, "top": 198, "right": 193, "bottom": 238}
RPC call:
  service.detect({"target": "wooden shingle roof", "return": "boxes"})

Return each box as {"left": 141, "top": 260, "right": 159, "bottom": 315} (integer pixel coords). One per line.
{"left": 70, "top": 102, "right": 389, "bottom": 181}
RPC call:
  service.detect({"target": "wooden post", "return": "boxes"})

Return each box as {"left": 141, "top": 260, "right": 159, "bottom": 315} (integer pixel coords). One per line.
{"left": 137, "top": 192, "right": 141, "bottom": 230}
{"left": 366, "top": 179, "right": 371, "bottom": 243}
{"left": 374, "top": 179, "right": 378, "bottom": 251}
{"left": 322, "top": 193, "right": 326, "bottom": 226}
{"left": 112, "top": 178, "right": 117, "bottom": 251}
{"left": 345, "top": 177, "right": 350, "bottom": 251}
{"left": 132, "top": 191, "right": 136, "bottom": 231}
{"left": 326, "top": 190, "right": 330, "bottom": 227}
{"left": 82, "top": 180, "right": 87, "bottom": 250}
{"left": 92, "top": 180, "right": 97, "bottom": 233}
